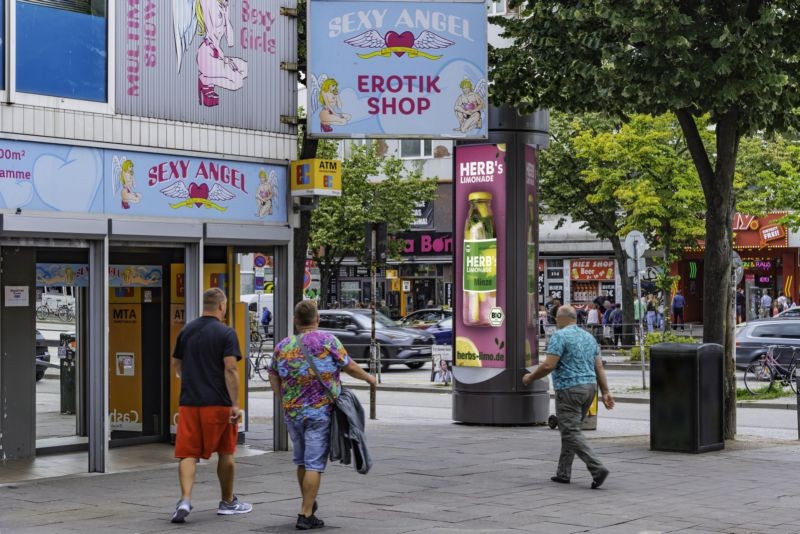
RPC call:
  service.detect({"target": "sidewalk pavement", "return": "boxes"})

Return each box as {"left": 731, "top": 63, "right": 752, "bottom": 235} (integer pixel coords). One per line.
{"left": 2, "top": 419, "right": 799, "bottom": 533}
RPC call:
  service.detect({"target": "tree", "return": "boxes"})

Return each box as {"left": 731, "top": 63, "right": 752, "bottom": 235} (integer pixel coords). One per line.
{"left": 492, "top": 2, "right": 800, "bottom": 439}
{"left": 541, "top": 112, "right": 706, "bottom": 342}
{"left": 309, "top": 143, "right": 438, "bottom": 307}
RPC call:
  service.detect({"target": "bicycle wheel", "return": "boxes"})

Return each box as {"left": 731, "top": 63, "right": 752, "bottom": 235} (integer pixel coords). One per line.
{"left": 256, "top": 353, "right": 272, "bottom": 382}
{"left": 57, "top": 306, "right": 70, "bottom": 322}
{"left": 789, "top": 365, "right": 798, "bottom": 394}
{"left": 36, "top": 306, "right": 49, "bottom": 321}
{"left": 744, "top": 361, "right": 774, "bottom": 395}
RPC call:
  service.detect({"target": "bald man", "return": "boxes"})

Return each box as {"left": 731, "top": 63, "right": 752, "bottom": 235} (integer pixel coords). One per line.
{"left": 523, "top": 305, "right": 615, "bottom": 489}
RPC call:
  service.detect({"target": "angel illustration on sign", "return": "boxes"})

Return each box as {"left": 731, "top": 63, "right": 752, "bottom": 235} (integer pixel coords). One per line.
{"left": 344, "top": 30, "right": 454, "bottom": 60}
{"left": 255, "top": 169, "right": 277, "bottom": 217}
{"left": 453, "top": 78, "right": 487, "bottom": 133}
{"left": 160, "top": 181, "right": 236, "bottom": 211}
{"left": 309, "top": 75, "right": 351, "bottom": 133}
{"left": 173, "top": 0, "right": 248, "bottom": 107}
{"left": 112, "top": 156, "right": 142, "bottom": 210}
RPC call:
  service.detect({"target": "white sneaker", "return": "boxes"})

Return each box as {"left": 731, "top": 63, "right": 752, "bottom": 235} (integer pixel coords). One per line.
{"left": 217, "top": 495, "right": 253, "bottom": 515}
{"left": 171, "top": 499, "right": 192, "bottom": 523}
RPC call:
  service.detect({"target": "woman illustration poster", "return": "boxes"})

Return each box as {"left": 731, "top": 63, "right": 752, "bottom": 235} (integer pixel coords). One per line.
{"left": 454, "top": 78, "right": 488, "bottom": 133}
{"left": 112, "top": 157, "right": 142, "bottom": 210}
{"left": 255, "top": 169, "right": 277, "bottom": 218}
{"left": 173, "top": 0, "right": 248, "bottom": 107}
{"left": 309, "top": 75, "right": 351, "bottom": 132}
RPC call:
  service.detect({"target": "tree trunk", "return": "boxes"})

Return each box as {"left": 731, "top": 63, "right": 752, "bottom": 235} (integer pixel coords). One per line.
{"left": 678, "top": 108, "right": 738, "bottom": 439}
{"left": 318, "top": 260, "right": 332, "bottom": 309}
{"left": 293, "top": 128, "right": 318, "bottom": 307}
{"left": 610, "top": 236, "right": 635, "bottom": 346}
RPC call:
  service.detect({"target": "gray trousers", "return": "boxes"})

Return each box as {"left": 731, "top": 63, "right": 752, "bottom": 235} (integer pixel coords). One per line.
{"left": 555, "top": 383, "right": 605, "bottom": 480}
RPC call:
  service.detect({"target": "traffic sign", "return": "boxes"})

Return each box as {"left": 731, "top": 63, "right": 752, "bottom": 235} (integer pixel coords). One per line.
{"left": 626, "top": 257, "right": 646, "bottom": 278}
{"left": 641, "top": 266, "right": 662, "bottom": 282}
{"left": 624, "top": 231, "right": 649, "bottom": 259}
{"left": 489, "top": 307, "right": 505, "bottom": 327}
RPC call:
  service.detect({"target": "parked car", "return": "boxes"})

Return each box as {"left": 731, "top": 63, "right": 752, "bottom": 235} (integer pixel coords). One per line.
{"left": 36, "top": 329, "right": 50, "bottom": 381}
{"left": 735, "top": 319, "right": 800, "bottom": 370}
{"left": 318, "top": 309, "right": 434, "bottom": 370}
{"left": 776, "top": 306, "right": 800, "bottom": 318}
{"left": 398, "top": 308, "right": 453, "bottom": 329}
{"left": 426, "top": 317, "right": 453, "bottom": 346}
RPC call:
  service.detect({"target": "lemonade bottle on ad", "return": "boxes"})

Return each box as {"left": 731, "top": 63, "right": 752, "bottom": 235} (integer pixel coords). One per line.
{"left": 463, "top": 192, "right": 496, "bottom": 326}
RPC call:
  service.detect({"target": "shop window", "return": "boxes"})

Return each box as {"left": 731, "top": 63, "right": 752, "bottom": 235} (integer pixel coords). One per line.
{"left": 15, "top": 0, "right": 107, "bottom": 102}
{"left": 400, "top": 139, "right": 433, "bottom": 159}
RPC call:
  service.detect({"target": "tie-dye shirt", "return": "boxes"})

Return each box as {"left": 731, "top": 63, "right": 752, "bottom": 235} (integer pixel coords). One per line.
{"left": 269, "top": 331, "right": 351, "bottom": 422}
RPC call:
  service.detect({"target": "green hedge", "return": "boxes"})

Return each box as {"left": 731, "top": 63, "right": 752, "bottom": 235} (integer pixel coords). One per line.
{"left": 629, "top": 331, "right": 699, "bottom": 361}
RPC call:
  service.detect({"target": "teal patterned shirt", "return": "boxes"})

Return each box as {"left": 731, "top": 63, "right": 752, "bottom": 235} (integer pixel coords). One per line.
{"left": 546, "top": 325, "right": 598, "bottom": 390}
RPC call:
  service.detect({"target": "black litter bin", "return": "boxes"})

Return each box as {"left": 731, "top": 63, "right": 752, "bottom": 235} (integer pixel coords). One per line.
{"left": 59, "top": 333, "right": 77, "bottom": 415}
{"left": 650, "top": 342, "right": 724, "bottom": 453}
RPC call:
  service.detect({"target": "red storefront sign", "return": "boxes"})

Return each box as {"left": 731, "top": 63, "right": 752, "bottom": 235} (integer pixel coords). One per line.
{"left": 570, "top": 259, "right": 615, "bottom": 281}
{"left": 733, "top": 213, "right": 788, "bottom": 249}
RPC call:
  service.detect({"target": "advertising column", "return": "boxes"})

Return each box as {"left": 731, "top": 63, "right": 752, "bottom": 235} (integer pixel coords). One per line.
{"left": 453, "top": 139, "right": 549, "bottom": 424}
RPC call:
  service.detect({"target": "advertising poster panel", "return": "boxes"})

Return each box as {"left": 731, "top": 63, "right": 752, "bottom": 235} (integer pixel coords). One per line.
{"left": 0, "top": 138, "right": 289, "bottom": 225}
{"left": 454, "top": 144, "right": 507, "bottom": 367}
{"left": 308, "top": 0, "right": 488, "bottom": 138}
{"left": 116, "top": 0, "right": 293, "bottom": 132}
{"left": 524, "top": 145, "right": 538, "bottom": 367}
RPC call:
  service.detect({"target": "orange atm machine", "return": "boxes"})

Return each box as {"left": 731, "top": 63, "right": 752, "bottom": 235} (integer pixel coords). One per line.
{"left": 169, "top": 262, "right": 248, "bottom": 437}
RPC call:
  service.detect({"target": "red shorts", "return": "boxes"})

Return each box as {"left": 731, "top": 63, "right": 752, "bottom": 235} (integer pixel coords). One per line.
{"left": 174, "top": 406, "right": 238, "bottom": 459}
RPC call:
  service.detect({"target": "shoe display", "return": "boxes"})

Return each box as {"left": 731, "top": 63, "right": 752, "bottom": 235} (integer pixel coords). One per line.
{"left": 296, "top": 513, "right": 325, "bottom": 530}
{"left": 171, "top": 499, "right": 192, "bottom": 523}
{"left": 217, "top": 495, "right": 253, "bottom": 515}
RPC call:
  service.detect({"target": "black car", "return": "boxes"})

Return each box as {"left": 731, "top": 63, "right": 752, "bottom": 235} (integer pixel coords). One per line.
{"left": 36, "top": 329, "right": 50, "bottom": 381}
{"left": 735, "top": 319, "right": 800, "bottom": 370}
{"left": 318, "top": 309, "right": 434, "bottom": 370}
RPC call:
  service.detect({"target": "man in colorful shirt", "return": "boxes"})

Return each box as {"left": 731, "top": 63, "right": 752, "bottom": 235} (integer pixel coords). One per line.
{"left": 269, "top": 300, "right": 376, "bottom": 530}
{"left": 523, "top": 305, "right": 615, "bottom": 489}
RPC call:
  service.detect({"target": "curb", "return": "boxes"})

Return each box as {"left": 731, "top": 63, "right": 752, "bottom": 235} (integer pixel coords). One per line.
{"left": 249, "top": 383, "right": 798, "bottom": 410}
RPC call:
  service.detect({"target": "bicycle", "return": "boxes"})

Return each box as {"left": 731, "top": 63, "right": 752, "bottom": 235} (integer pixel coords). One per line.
{"left": 245, "top": 340, "right": 272, "bottom": 382}
{"left": 57, "top": 303, "right": 75, "bottom": 322}
{"left": 743, "top": 345, "right": 799, "bottom": 395}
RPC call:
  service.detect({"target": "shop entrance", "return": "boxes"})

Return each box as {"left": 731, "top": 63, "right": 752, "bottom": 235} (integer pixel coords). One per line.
{"left": 107, "top": 248, "right": 183, "bottom": 444}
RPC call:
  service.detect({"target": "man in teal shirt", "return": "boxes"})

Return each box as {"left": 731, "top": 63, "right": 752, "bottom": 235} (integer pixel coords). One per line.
{"left": 523, "top": 305, "right": 615, "bottom": 488}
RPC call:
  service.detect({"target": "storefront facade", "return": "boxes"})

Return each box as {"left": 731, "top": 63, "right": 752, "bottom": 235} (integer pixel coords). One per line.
{"left": 0, "top": 0, "right": 296, "bottom": 471}
{"left": 676, "top": 213, "right": 796, "bottom": 322}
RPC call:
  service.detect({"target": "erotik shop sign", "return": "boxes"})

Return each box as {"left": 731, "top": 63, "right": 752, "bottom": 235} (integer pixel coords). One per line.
{"left": 397, "top": 231, "right": 453, "bottom": 257}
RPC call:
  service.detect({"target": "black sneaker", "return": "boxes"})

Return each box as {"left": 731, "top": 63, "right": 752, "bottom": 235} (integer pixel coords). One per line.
{"left": 296, "top": 514, "right": 325, "bottom": 530}
{"left": 591, "top": 468, "right": 609, "bottom": 489}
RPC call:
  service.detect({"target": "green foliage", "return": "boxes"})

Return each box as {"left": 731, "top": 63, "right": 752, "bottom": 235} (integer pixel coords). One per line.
{"left": 736, "top": 385, "right": 793, "bottom": 401}
{"left": 490, "top": 2, "right": 800, "bottom": 134}
{"left": 629, "top": 331, "right": 698, "bottom": 361}
{"left": 309, "top": 142, "right": 438, "bottom": 305}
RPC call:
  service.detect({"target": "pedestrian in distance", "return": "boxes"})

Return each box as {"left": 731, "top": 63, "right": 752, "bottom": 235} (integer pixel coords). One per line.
{"left": 523, "top": 305, "right": 614, "bottom": 488}
{"left": 269, "top": 300, "right": 377, "bottom": 530}
{"left": 378, "top": 299, "right": 391, "bottom": 318}
{"left": 645, "top": 295, "right": 657, "bottom": 333}
{"left": 736, "top": 288, "right": 745, "bottom": 323}
{"left": 170, "top": 288, "right": 253, "bottom": 523}
{"left": 760, "top": 290, "right": 772, "bottom": 318}
{"left": 671, "top": 290, "right": 685, "bottom": 330}
{"left": 260, "top": 304, "right": 272, "bottom": 338}
{"left": 611, "top": 303, "right": 623, "bottom": 347}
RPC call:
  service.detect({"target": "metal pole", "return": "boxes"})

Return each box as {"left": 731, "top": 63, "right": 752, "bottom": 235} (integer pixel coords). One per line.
{"left": 634, "top": 240, "right": 646, "bottom": 390}
{"left": 369, "top": 225, "right": 377, "bottom": 420}
{"left": 796, "top": 370, "right": 799, "bottom": 441}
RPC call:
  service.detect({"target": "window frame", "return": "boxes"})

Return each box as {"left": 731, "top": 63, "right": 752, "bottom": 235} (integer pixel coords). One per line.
{"left": 487, "top": 0, "right": 506, "bottom": 15}
{"left": 5, "top": 0, "right": 115, "bottom": 113}
{"left": 399, "top": 139, "right": 433, "bottom": 159}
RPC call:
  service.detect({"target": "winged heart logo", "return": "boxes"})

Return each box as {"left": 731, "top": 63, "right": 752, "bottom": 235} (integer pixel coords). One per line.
{"left": 344, "top": 30, "right": 454, "bottom": 60}
{"left": 160, "top": 181, "right": 236, "bottom": 211}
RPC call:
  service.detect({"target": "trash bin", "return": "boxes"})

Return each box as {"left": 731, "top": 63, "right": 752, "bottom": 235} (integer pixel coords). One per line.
{"left": 59, "top": 333, "right": 77, "bottom": 415}
{"left": 650, "top": 342, "right": 724, "bottom": 453}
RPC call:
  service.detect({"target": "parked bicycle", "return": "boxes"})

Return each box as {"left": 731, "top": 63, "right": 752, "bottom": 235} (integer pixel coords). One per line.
{"left": 247, "top": 339, "right": 272, "bottom": 382}
{"left": 36, "top": 301, "right": 75, "bottom": 322}
{"left": 743, "top": 344, "right": 799, "bottom": 395}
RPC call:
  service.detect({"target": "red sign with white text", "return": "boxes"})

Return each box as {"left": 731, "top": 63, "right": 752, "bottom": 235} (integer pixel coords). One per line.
{"left": 570, "top": 259, "right": 615, "bottom": 281}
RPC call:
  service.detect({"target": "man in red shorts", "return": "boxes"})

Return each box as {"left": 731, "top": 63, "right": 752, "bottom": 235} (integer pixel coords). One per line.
{"left": 170, "top": 287, "right": 253, "bottom": 523}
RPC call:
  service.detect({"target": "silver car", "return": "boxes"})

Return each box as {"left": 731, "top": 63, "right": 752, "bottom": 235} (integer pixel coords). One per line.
{"left": 735, "top": 319, "right": 800, "bottom": 369}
